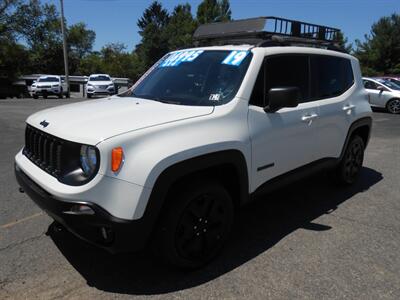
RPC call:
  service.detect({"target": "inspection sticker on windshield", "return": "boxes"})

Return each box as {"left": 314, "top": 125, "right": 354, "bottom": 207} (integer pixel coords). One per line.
{"left": 160, "top": 50, "right": 204, "bottom": 67}
{"left": 209, "top": 93, "right": 221, "bottom": 101}
{"left": 222, "top": 50, "right": 249, "bottom": 66}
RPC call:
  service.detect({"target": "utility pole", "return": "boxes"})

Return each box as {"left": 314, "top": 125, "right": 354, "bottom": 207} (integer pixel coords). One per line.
{"left": 60, "top": 0, "right": 70, "bottom": 98}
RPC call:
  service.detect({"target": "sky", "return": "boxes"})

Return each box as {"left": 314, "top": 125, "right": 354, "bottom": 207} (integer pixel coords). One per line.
{"left": 48, "top": 0, "right": 400, "bottom": 51}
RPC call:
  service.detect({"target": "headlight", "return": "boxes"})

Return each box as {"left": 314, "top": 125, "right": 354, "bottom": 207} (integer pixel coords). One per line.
{"left": 80, "top": 145, "right": 98, "bottom": 177}
{"left": 52, "top": 84, "right": 59, "bottom": 87}
{"left": 108, "top": 84, "right": 114, "bottom": 88}
{"left": 87, "top": 83, "right": 93, "bottom": 87}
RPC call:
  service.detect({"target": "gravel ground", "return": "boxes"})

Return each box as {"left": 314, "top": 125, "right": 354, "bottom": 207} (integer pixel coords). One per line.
{"left": 0, "top": 98, "right": 399, "bottom": 299}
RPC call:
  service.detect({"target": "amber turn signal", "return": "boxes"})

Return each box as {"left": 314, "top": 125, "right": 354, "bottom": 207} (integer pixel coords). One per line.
{"left": 111, "top": 147, "right": 124, "bottom": 172}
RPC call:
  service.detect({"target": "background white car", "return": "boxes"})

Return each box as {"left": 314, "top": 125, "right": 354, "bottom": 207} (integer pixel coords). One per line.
{"left": 86, "top": 74, "right": 116, "bottom": 98}
{"left": 31, "top": 75, "right": 67, "bottom": 99}
{"left": 363, "top": 77, "right": 400, "bottom": 114}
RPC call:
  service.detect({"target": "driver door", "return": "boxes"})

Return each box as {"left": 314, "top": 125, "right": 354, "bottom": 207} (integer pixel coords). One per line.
{"left": 248, "top": 54, "right": 319, "bottom": 192}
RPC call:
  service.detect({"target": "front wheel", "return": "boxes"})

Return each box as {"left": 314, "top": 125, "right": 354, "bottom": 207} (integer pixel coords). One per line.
{"left": 335, "top": 135, "right": 365, "bottom": 185}
{"left": 386, "top": 99, "right": 400, "bottom": 114}
{"left": 58, "top": 88, "right": 63, "bottom": 99}
{"left": 155, "top": 181, "right": 234, "bottom": 269}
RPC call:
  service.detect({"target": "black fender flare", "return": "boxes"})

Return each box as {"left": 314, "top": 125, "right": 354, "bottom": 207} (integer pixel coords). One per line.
{"left": 139, "top": 150, "right": 249, "bottom": 245}
{"left": 339, "top": 116, "right": 372, "bottom": 160}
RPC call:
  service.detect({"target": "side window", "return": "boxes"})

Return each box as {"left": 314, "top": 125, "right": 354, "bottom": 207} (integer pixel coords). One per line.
{"left": 249, "top": 63, "right": 265, "bottom": 107}
{"left": 310, "top": 56, "right": 354, "bottom": 100}
{"left": 264, "top": 55, "right": 310, "bottom": 104}
{"left": 343, "top": 59, "right": 354, "bottom": 90}
{"left": 364, "top": 80, "right": 377, "bottom": 90}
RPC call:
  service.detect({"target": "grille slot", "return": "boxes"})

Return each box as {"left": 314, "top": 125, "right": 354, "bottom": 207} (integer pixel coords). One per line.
{"left": 23, "top": 125, "right": 64, "bottom": 178}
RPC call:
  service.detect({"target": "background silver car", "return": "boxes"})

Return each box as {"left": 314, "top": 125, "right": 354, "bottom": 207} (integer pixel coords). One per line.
{"left": 363, "top": 77, "right": 400, "bottom": 114}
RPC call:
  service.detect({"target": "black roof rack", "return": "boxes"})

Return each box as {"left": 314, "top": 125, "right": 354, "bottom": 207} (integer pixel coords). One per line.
{"left": 193, "top": 17, "right": 345, "bottom": 52}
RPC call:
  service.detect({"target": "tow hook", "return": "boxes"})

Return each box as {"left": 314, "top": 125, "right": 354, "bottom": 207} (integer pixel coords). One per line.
{"left": 19, "top": 187, "right": 24, "bottom": 193}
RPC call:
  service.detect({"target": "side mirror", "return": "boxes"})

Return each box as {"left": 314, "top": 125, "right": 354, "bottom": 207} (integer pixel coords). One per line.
{"left": 376, "top": 85, "right": 385, "bottom": 92}
{"left": 264, "top": 87, "right": 301, "bottom": 113}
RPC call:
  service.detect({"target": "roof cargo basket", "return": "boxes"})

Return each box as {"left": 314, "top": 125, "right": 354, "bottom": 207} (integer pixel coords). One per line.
{"left": 193, "top": 17, "right": 344, "bottom": 52}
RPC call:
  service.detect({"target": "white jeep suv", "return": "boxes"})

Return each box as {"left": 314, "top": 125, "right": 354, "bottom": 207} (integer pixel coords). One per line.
{"left": 31, "top": 75, "right": 68, "bottom": 99}
{"left": 15, "top": 17, "right": 372, "bottom": 268}
{"left": 86, "top": 74, "right": 115, "bottom": 98}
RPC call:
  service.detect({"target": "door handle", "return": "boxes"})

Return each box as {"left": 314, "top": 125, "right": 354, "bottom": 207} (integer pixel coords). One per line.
{"left": 301, "top": 114, "right": 318, "bottom": 122}
{"left": 342, "top": 104, "right": 355, "bottom": 111}
{"left": 343, "top": 104, "right": 355, "bottom": 115}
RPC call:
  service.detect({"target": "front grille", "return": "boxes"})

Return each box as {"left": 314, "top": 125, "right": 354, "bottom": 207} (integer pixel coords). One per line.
{"left": 97, "top": 85, "right": 108, "bottom": 89}
{"left": 40, "top": 85, "right": 51, "bottom": 89}
{"left": 23, "top": 125, "right": 64, "bottom": 178}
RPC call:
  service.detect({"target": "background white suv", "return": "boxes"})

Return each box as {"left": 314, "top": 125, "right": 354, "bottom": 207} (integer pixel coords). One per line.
{"left": 15, "top": 17, "right": 373, "bottom": 269}
{"left": 86, "top": 74, "right": 115, "bottom": 98}
{"left": 31, "top": 75, "right": 67, "bottom": 99}
{"left": 363, "top": 77, "right": 400, "bottom": 114}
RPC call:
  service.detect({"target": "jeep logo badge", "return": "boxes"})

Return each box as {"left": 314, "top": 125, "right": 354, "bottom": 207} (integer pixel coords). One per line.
{"left": 40, "top": 120, "right": 49, "bottom": 128}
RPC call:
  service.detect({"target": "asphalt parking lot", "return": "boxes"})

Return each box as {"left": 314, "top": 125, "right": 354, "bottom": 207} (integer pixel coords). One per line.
{"left": 0, "top": 98, "right": 399, "bottom": 299}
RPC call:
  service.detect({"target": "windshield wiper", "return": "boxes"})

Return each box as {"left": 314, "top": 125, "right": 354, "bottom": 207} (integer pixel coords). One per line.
{"left": 132, "top": 93, "right": 181, "bottom": 104}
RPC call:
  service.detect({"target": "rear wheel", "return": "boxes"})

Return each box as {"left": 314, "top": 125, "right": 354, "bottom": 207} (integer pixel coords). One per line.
{"left": 155, "top": 181, "right": 234, "bottom": 269}
{"left": 386, "top": 99, "right": 400, "bottom": 114}
{"left": 33, "top": 94, "right": 38, "bottom": 99}
{"left": 335, "top": 135, "right": 365, "bottom": 185}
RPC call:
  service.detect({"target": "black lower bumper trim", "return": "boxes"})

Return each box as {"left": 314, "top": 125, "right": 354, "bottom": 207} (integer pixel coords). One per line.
{"left": 15, "top": 164, "right": 151, "bottom": 253}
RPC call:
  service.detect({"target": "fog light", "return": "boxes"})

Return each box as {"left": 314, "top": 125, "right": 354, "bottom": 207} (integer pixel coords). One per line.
{"left": 63, "top": 204, "right": 95, "bottom": 215}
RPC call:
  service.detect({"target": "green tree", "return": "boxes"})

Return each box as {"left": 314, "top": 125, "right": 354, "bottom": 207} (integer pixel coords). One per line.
{"left": 12, "top": 0, "right": 64, "bottom": 74}
{"left": 196, "top": 0, "right": 231, "bottom": 24}
{"left": 0, "top": 0, "right": 30, "bottom": 80}
{"left": 135, "top": 1, "right": 170, "bottom": 71}
{"left": 165, "top": 3, "right": 196, "bottom": 50}
{"left": 354, "top": 13, "right": 400, "bottom": 76}
{"left": 68, "top": 22, "right": 96, "bottom": 59}
{"left": 67, "top": 22, "right": 96, "bottom": 74}
{"left": 336, "top": 31, "right": 352, "bottom": 53}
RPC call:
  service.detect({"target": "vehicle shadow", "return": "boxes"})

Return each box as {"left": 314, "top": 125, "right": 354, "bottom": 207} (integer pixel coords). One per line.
{"left": 49, "top": 167, "right": 382, "bottom": 295}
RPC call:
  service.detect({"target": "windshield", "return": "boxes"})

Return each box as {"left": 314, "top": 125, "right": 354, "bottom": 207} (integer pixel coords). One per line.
{"left": 376, "top": 78, "right": 400, "bottom": 90}
{"left": 124, "top": 50, "right": 252, "bottom": 106}
{"left": 38, "top": 77, "right": 59, "bottom": 82}
{"left": 89, "top": 75, "right": 111, "bottom": 81}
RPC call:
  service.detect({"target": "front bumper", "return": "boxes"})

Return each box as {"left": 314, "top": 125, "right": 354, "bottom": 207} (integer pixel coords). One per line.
{"left": 15, "top": 164, "right": 154, "bottom": 253}
{"left": 86, "top": 86, "right": 115, "bottom": 96}
{"left": 33, "top": 87, "right": 61, "bottom": 95}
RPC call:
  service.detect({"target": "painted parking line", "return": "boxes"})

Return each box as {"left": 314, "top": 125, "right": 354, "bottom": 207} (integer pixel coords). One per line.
{"left": 0, "top": 212, "right": 44, "bottom": 229}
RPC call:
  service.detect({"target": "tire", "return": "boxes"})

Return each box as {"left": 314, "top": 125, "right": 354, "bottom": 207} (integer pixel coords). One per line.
{"left": 33, "top": 94, "right": 38, "bottom": 99}
{"left": 154, "top": 181, "right": 234, "bottom": 269}
{"left": 87, "top": 94, "right": 92, "bottom": 98}
{"left": 386, "top": 98, "right": 400, "bottom": 114}
{"left": 43, "top": 94, "right": 47, "bottom": 99}
{"left": 335, "top": 135, "right": 365, "bottom": 185}
{"left": 58, "top": 88, "right": 63, "bottom": 99}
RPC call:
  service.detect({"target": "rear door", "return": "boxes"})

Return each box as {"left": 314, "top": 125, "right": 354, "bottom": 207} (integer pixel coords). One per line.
{"left": 248, "top": 54, "right": 320, "bottom": 191}
{"left": 310, "top": 55, "right": 355, "bottom": 159}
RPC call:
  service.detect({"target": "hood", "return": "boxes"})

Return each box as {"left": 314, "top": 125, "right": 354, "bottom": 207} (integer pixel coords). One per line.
{"left": 26, "top": 97, "right": 214, "bottom": 145}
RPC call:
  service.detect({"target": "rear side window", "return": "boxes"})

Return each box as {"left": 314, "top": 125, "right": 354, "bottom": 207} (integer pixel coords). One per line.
{"left": 264, "top": 55, "right": 310, "bottom": 104}
{"left": 310, "top": 56, "right": 354, "bottom": 100}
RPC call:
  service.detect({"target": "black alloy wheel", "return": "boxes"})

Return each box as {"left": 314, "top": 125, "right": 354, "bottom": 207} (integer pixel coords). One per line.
{"left": 337, "top": 135, "right": 365, "bottom": 184}
{"left": 156, "top": 182, "right": 234, "bottom": 269}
